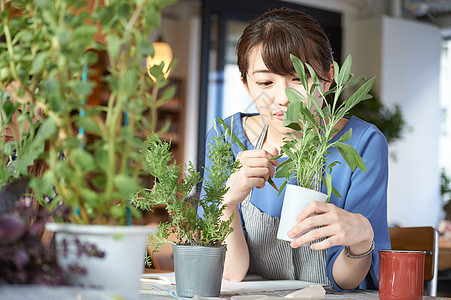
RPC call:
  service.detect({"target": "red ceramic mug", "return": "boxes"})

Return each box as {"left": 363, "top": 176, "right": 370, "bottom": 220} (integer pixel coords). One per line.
{"left": 379, "top": 250, "right": 426, "bottom": 300}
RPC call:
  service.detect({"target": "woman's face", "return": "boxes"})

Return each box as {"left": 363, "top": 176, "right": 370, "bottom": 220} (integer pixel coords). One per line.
{"left": 243, "top": 45, "right": 332, "bottom": 136}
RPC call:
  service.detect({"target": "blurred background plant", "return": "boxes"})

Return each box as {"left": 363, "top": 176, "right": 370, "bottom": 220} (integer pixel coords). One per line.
{"left": 347, "top": 89, "right": 410, "bottom": 154}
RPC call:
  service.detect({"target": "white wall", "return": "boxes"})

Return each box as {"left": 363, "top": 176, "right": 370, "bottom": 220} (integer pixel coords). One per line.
{"left": 162, "top": 3, "right": 201, "bottom": 167}
{"left": 347, "top": 16, "right": 442, "bottom": 227}
{"left": 381, "top": 16, "right": 442, "bottom": 227}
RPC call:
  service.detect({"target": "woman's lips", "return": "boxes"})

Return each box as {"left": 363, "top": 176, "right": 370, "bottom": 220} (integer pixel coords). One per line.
{"left": 273, "top": 111, "right": 285, "bottom": 121}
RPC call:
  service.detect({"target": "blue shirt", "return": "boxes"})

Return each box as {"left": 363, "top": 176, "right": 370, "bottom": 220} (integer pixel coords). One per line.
{"left": 200, "top": 112, "right": 390, "bottom": 291}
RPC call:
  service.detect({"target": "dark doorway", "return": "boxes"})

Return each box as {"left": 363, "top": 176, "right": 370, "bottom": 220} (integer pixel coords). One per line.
{"left": 197, "top": 0, "right": 342, "bottom": 171}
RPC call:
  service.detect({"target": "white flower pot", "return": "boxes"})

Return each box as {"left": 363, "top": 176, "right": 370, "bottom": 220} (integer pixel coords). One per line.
{"left": 277, "top": 184, "right": 328, "bottom": 243}
{"left": 46, "top": 223, "right": 155, "bottom": 299}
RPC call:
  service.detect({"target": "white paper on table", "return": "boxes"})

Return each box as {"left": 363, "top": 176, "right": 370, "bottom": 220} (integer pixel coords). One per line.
{"left": 141, "top": 272, "right": 175, "bottom": 285}
{"left": 221, "top": 278, "right": 316, "bottom": 294}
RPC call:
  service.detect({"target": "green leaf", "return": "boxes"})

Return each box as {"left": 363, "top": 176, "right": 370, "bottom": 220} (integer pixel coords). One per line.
{"left": 69, "top": 81, "right": 94, "bottom": 98}
{"left": 117, "top": 3, "right": 131, "bottom": 19}
{"left": 58, "top": 28, "right": 72, "bottom": 46}
{"left": 77, "top": 117, "right": 102, "bottom": 136}
{"left": 333, "top": 61, "right": 339, "bottom": 85}
{"left": 290, "top": 54, "right": 308, "bottom": 88}
{"left": 72, "top": 148, "right": 96, "bottom": 172}
{"left": 113, "top": 175, "right": 141, "bottom": 199}
{"left": 274, "top": 161, "right": 294, "bottom": 179}
{"left": 110, "top": 205, "right": 125, "bottom": 219}
{"left": 305, "top": 63, "right": 319, "bottom": 87}
{"left": 72, "top": 24, "right": 98, "bottom": 44}
{"left": 31, "top": 171, "right": 56, "bottom": 202}
{"left": 331, "top": 185, "right": 341, "bottom": 198}
{"left": 337, "top": 128, "right": 352, "bottom": 143}
{"left": 335, "top": 142, "right": 367, "bottom": 172}
{"left": 106, "top": 34, "right": 121, "bottom": 60}
{"left": 138, "top": 35, "right": 153, "bottom": 56}
{"left": 299, "top": 100, "right": 316, "bottom": 125}
{"left": 285, "top": 88, "right": 308, "bottom": 130}
{"left": 41, "top": 76, "right": 59, "bottom": 93}
{"left": 344, "top": 77, "right": 376, "bottom": 113}
{"left": 325, "top": 172, "right": 332, "bottom": 200}
{"left": 119, "top": 69, "right": 138, "bottom": 96}
{"left": 80, "top": 188, "right": 98, "bottom": 204}
{"left": 30, "top": 52, "right": 48, "bottom": 75}
{"left": 338, "top": 55, "right": 352, "bottom": 86}
{"left": 36, "top": 117, "right": 57, "bottom": 142}
{"left": 95, "top": 149, "right": 109, "bottom": 172}
{"left": 347, "top": 76, "right": 367, "bottom": 88}
{"left": 278, "top": 180, "right": 288, "bottom": 197}
{"left": 160, "top": 85, "right": 176, "bottom": 102}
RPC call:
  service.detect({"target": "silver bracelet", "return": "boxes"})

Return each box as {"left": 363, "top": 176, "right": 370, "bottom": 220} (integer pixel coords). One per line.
{"left": 345, "top": 241, "right": 374, "bottom": 259}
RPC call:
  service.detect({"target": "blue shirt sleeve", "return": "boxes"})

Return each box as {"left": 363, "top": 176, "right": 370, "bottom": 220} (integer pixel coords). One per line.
{"left": 325, "top": 119, "right": 391, "bottom": 291}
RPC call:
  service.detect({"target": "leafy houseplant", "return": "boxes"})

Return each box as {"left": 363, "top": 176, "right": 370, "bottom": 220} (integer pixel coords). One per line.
{"left": 1, "top": 0, "right": 176, "bottom": 297}
{"left": 1, "top": 0, "right": 175, "bottom": 225}
{"left": 132, "top": 127, "right": 240, "bottom": 297}
{"left": 275, "top": 54, "right": 374, "bottom": 241}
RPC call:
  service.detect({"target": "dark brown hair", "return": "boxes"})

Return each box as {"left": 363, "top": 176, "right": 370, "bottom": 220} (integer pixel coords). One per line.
{"left": 237, "top": 8, "right": 333, "bottom": 84}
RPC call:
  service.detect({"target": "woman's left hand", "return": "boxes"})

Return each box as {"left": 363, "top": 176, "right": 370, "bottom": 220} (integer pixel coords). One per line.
{"left": 287, "top": 201, "right": 374, "bottom": 250}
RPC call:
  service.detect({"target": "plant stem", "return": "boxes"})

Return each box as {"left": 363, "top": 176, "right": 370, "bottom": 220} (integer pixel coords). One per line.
{"left": 151, "top": 85, "right": 159, "bottom": 133}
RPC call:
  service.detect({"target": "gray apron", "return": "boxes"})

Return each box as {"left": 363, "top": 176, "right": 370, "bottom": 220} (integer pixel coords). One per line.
{"left": 240, "top": 123, "right": 331, "bottom": 285}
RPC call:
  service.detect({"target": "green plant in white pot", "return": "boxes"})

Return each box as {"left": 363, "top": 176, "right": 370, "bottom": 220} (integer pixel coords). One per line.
{"left": 275, "top": 54, "right": 374, "bottom": 242}
{"left": 132, "top": 126, "right": 240, "bottom": 297}
{"left": 0, "top": 0, "right": 175, "bottom": 297}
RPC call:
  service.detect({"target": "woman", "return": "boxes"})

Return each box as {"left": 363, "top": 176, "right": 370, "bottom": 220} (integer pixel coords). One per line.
{"left": 199, "top": 8, "right": 390, "bottom": 291}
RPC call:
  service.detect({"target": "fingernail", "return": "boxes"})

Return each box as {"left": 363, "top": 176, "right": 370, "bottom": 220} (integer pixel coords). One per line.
{"left": 287, "top": 230, "right": 295, "bottom": 238}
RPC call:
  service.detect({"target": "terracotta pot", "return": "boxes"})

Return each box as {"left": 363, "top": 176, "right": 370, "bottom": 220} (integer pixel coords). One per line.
{"left": 379, "top": 250, "right": 426, "bottom": 300}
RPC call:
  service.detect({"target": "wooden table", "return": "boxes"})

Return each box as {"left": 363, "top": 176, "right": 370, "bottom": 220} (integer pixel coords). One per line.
{"left": 139, "top": 273, "right": 451, "bottom": 299}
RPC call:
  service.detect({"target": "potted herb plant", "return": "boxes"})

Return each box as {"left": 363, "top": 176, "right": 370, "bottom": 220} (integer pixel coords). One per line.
{"left": 1, "top": 0, "right": 175, "bottom": 297}
{"left": 132, "top": 125, "right": 240, "bottom": 298}
{"left": 275, "top": 54, "right": 374, "bottom": 242}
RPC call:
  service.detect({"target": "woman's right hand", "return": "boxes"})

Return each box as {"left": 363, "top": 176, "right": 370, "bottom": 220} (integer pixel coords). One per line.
{"left": 223, "top": 148, "right": 279, "bottom": 206}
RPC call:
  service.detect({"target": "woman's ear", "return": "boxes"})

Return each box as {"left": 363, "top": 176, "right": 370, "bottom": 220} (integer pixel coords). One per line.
{"left": 241, "top": 76, "right": 250, "bottom": 93}
{"left": 323, "top": 63, "right": 334, "bottom": 91}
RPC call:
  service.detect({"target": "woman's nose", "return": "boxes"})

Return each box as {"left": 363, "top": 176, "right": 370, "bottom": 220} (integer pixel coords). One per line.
{"left": 274, "top": 82, "right": 289, "bottom": 107}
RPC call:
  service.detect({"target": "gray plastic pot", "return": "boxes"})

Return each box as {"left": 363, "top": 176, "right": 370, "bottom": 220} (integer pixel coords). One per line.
{"left": 172, "top": 244, "right": 225, "bottom": 297}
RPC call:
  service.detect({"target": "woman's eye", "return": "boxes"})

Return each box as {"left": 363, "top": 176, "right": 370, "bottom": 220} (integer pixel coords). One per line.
{"left": 292, "top": 77, "right": 301, "bottom": 82}
{"left": 257, "top": 81, "right": 272, "bottom": 86}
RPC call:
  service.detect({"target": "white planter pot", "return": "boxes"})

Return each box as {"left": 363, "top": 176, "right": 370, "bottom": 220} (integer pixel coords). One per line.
{"left": 277, "top": 184, "right": 328, "bottom": 243}
{"left": 46, "top": 223, "right": 155, "bottom": 299}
